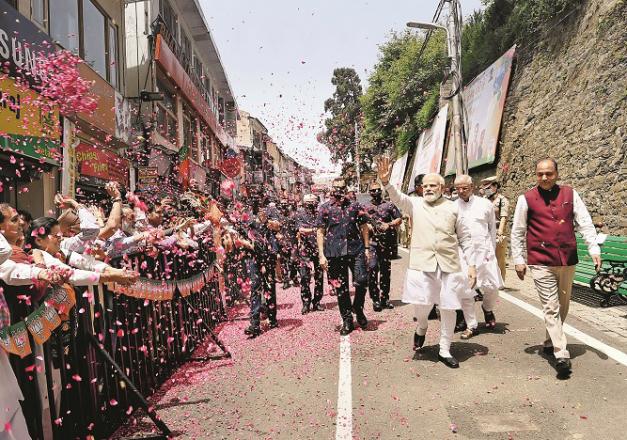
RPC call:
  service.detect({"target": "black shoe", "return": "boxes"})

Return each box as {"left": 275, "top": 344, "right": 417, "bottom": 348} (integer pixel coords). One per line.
{"left": 301, "top": 303, "right": 310, "bottom": 315}
{"left": 438, "top": 354, "right": 460, "bottom": 369}
{"left": 428, "top": 305, "right": 439, "bottom": 320}
{"left": 268, "top": 320, "right": 279, "bottom": 329}
{"left": 543, "top": 345, "right": 554, "bottom": 356}
{"left": 474, "top": 289, "right": 484, "bottom": 302}
{"left": 340, "top": 320, "right": 354, "bottom": 335}
{"left": 244, "top": 326, "right": 261, "bottom": 337}
{"left": 355, "top": 312, "right": 368, "bottom": 328}
{"left": 483, "top": 308, "right": 496, "bottom": 329}
{"left": 381, "top": 300, "right": 394, "bottom": 309}
{"left": 454, "top": 310, "right": 467, "bottom": 333}
{"left": 373, "top": 301, "right": 382, "bottom": 312}
{"left": 413, "top": 333, "right": 425, "bottom": 351}
{"left": 555, "top": 358, "right": 572, "bottom": 375}
{"left": 311, "top": 303, "right": 324, "bottom": 312}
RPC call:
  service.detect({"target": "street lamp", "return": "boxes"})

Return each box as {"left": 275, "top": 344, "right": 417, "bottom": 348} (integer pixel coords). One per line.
{"left": 407, "top": 0, "right": 467, "bottom": 175}
{"left": 406, "top": 21, "right": 450, "bottom": 53}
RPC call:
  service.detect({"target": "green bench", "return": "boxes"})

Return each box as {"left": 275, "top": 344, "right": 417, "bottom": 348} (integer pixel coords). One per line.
{"left": 574, "top": 234, "right": 627, "bottom": 307}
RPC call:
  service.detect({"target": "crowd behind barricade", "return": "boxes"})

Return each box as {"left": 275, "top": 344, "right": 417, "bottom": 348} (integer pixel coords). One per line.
{"left": 0, "top": 182, "right": 227, "bottom": 440}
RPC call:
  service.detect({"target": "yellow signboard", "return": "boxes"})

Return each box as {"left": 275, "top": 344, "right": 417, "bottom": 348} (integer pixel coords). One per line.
{"left": 0, "top": 77, "right": 60, "bottom": 140}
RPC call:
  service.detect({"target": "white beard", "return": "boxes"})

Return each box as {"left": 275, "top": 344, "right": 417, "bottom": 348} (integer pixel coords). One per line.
{"left": 424, "top": 193, "right": 441, "bottom": 204}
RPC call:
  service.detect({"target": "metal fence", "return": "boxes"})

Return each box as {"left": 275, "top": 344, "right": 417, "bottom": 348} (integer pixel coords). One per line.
{"left": 8, "top": 240, "right": 228, "bottom": 440}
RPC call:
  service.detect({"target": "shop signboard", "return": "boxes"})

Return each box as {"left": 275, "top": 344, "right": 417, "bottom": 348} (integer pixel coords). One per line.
{"left": 114, "top": 91, "right": 131, "bottom": 143}
{"left": 137, "top": 166, "right": 159, "bottom": 190}
{"left": 75, "top": 143, "right": 129, "bottom": 187}
{"left": 0, "top": 77, "right": 60, "bottom": 163}
{"left": 0, "top": 2, "right": 56, "bottom": 88}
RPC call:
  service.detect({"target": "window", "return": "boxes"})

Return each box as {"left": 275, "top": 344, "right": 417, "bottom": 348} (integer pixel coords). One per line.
{"left": 108, "top": 23, "right": 118, "bottom": 88}
{"left": 31, "top": 0, "right": 48, "bottom": 29}
{"left": 160, "top": 0, "right": 178, "bottom": 42}
{"left": 156, "top": 79, "right": 177, "bottom": 144}
{"left": 48, "top": 0, "right": 119, "bottom": 87}
{"left": 181, "top": 33, "right": 191, "bottom": 67}
{"left": 182, "top": 109, "right": 197, "bottom": 162}
{"left": 50, "top": 0, "right": 79, "bottom": 52}
{"left": 82, "top": 0, "right": 106, "bottom": 78}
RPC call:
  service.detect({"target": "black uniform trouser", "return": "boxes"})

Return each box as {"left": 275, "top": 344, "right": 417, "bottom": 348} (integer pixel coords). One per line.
{"left": 299, "top": 253, "right": 324, "bottom": 305}
{"left": 260, "top": 256, "right": 277, "bottom": 323}
{"left": 368, "top": 246, "right": 392, "bottom": 303}
{"left": 328, "top": 252, "right": 368, "bottom": 322}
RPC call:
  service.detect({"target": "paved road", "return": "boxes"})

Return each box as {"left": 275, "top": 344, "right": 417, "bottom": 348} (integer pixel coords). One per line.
{"left": 119, "top": 250, "right": 627, "bottom": 439}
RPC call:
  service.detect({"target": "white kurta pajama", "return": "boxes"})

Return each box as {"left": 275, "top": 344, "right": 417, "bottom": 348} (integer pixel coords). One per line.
{"left": 385, "top": 182, "right": 474, "bottom": 358}
{"left": 456, "top": 196, "right": 504, "bottom": 330}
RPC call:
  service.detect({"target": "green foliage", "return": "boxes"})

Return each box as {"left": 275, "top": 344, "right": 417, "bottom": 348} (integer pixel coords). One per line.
{"left": 463, "top": 0, "right": 580, "bottom": 79}
{"left": 321, "top": 68, "right": 363, "bottom": 164}
{"left": 354, "top": 0, "right": 582, "bottom": 158}
{"left": 360, "top": 31, "right": 447, "bottom": 158}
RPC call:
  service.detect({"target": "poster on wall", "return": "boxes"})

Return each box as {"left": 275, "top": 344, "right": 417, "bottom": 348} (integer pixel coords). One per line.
{"left": 409, "top": 104, "right": 448, "bottom": 192}
{"left": 389, "top": 152, "right": 408, "bottom": 190}
{"left": 446, "top": 46, "right": 516, "bottom": 175}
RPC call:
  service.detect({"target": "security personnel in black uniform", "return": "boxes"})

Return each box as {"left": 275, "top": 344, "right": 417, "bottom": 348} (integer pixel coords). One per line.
{"left": 317, "top": 178, "right": 371, "bottom": 335}
{"left": 296, "top": 194, "right": 324, "bottom": 314}
{"left": 365, "top": 181, "right": 402, "bottom": 311}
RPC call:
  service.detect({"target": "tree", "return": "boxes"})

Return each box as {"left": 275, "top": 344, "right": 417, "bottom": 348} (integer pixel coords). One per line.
{"left": 360, "top": 31, "right": 448, "bottom": 158}
{"left": 321, "top": 68, "right": 363, "bottom": 164}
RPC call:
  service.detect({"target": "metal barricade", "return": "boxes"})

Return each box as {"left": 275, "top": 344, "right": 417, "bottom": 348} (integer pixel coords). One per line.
{"left": 6, "top": 241, "right": 227, "bottom": 440}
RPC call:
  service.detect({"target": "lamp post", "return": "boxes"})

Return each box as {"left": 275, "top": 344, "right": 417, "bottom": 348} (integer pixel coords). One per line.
{"left": 407, "top": 0, "right": 467, "bottom": 175}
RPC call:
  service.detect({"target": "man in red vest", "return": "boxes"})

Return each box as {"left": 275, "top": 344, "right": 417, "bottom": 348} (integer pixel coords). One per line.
{"left": 511, "top": 158, "right": 601, "bottom": 375}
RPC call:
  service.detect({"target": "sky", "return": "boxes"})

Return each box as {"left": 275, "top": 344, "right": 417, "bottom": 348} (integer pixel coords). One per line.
{"left": 200, "top": 0, "right": 484, "bottom": 174}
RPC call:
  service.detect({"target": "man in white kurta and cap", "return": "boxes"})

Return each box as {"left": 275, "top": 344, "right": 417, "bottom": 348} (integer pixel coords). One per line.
{"left": 377, "top": 157, "right": 476, "bottom": 368}
{"left": 453, "top": 175, "right": 504, "bottom": 339}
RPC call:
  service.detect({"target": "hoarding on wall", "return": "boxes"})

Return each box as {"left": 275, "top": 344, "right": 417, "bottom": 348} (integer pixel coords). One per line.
{"left": 75, "top": 143, "right": 129, "bottom": 187}
{"left": 389, "top": 151, "right": 408, "bottom": 189}
{"left": 409, "top": 104, "right": 448, "bottom": 192}
{"left": 445, "top": 46, "right": 516, "bottom": 175}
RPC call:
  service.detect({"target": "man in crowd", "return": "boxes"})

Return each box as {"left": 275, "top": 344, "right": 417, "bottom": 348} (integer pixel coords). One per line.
{"left": 453, "top": 175, "right": 504, "bottom": 339}
{"left": 481, "top": 176, "right": 510, "bottom": 282}
{"left": 377, "top": 156, "right": 476, "bottom": 368}
{"left": 511, "top": 158, "right": 601, "bottom": 375}
{"left": 296, "top": 194, "right": 324, "bottom": 314}
{"left": 317, "top": 178, "right": 370, "bottom": 335}
{"left": 365, "top": 181, "right": 402, "bottom": 311}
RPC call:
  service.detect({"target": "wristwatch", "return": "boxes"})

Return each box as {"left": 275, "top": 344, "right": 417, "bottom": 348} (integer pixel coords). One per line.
{"left": 112, "top": 198, "right": 122, "bottom": 203}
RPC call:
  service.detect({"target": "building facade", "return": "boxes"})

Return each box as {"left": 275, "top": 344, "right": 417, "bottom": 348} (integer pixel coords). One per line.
{"left": 124, "top": 0, "right": 238, "bottom": 197}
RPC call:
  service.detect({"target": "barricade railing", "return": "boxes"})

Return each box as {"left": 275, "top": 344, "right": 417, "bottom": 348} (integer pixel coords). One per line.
{"left": 5, "top": 239, "right": 228, "bottom": 440}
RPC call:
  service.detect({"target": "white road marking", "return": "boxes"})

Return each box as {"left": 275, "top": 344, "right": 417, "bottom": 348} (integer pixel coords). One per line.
{"left": 335, "top": 335, "right": 352, "bottom": 440}
{"left": 500, "top": 291, "right": 627, "bottom": 366}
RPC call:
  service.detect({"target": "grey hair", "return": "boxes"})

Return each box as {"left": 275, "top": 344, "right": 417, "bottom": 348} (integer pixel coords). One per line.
{"left": 454, "top": 174, "right": 473, "bottom": 185}
{"left": 422, "top": 173, "right": 445, "bottom": 186}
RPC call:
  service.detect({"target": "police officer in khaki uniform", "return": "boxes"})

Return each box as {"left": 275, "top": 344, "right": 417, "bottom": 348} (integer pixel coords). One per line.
{"left": 480, "top": 177, "right": 510, "bottom": 281}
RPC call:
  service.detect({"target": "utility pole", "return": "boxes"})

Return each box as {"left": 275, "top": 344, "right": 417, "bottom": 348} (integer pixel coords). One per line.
{"left": 354, "top": 118, "right": 361, "bottom": 192}
{"left": 446, "top": 0, "right": 468, "bottom": 174}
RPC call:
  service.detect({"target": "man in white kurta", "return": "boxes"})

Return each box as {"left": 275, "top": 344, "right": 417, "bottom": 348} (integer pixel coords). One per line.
{"left": 454, "top": 175, "right": 504, "bottom": 339}
{"left": 377, "top": 157, "right": 476, "bottom": 368}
